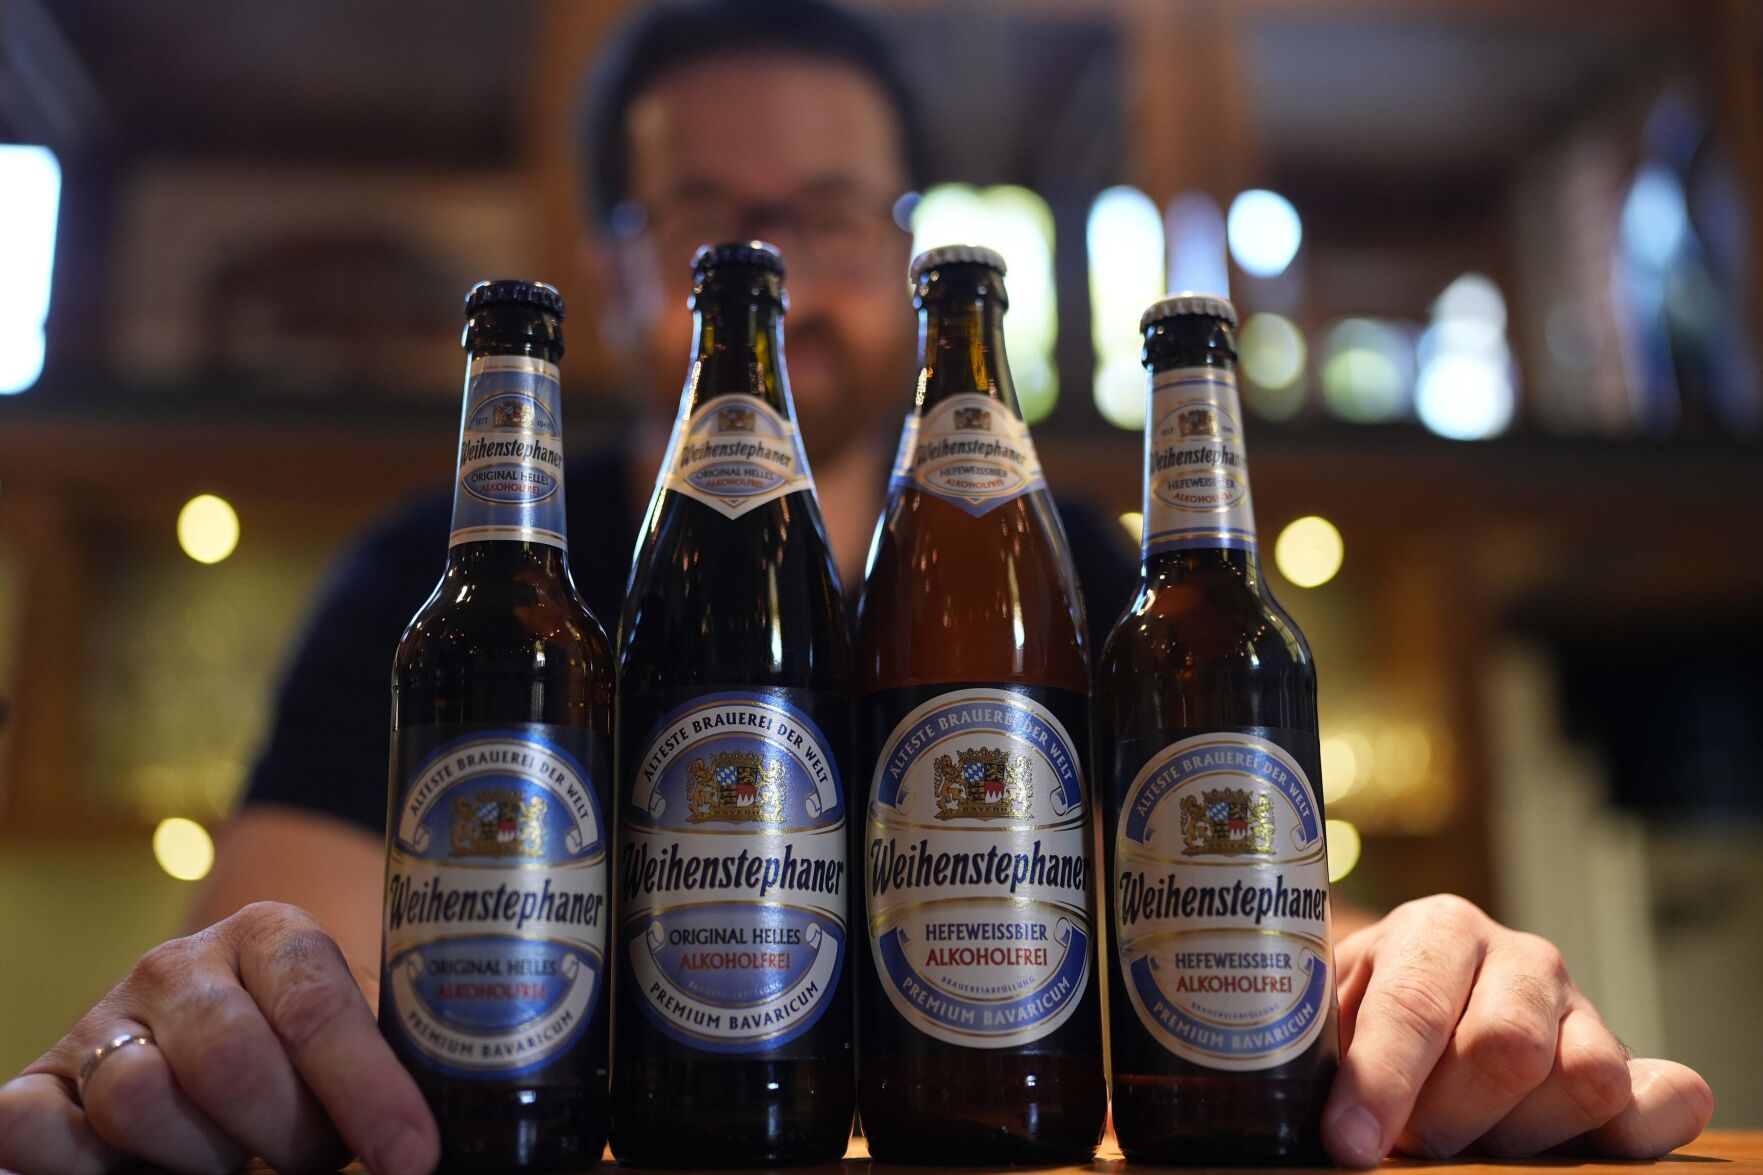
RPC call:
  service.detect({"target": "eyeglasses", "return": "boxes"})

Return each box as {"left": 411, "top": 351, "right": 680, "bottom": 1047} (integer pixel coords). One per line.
{"left": 614, "top": 184, "right": 910, "bottom": 282}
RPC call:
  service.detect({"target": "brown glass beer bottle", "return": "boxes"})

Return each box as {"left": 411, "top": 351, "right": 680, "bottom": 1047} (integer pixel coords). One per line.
{"left": 380, "top": 280, "right": 614, "bottom": 1172}
{"left": 1097, "top": 294, "right": 1340, "bottom": 1165}
{"left": 855, "top": 245, "right": 1107, "bottom": 1164}
{"left": 611, "top": 242, "right": 854, "bottom": 1167}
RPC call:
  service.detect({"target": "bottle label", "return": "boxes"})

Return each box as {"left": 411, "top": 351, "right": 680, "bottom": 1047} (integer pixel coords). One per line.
{"left": 1143, "top": 367, "right": 1258, "bottom": 556}
{"left": 866, "top": 688, "right": 1092, "bottom": 1048}
{"left": 894, "top": 393, "right": 1047, "bottom": 516}
{"left": 620, "top": 692, "right": 846, "bottom": 1053}
{"left": 661, "top": 393, "right": 813, "bottom": 519}
{"left": 382, "top": 728, "right": 608, "bottom": 1079}
{"left": 449, "top": 356, "right": 569, "bottom": 549}
{"left": 1113, "top": 731, "right": 1332, "bottom": 1071}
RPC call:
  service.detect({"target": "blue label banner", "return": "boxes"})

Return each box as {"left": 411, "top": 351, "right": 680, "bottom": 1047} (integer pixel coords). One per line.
{"left": 875, "top": 917, "right": 1090, "bottom": 1041}
{"left": 865, "top": 687, "right": 1093, "bottom": 1049}
{"left": 1126, "top": 949, "right": 1328, "bottom": 1062}
{"left": 620, "top": 691, "right": 847, "bottom": 1054}
{"left": 382, "top": 728, "right": 609, "bottom": 1080}
{"left": 1112, "top": 730, "right": 1334, "bottom": 1071}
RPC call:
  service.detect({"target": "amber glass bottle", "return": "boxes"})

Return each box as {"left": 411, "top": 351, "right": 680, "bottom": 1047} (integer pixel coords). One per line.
{"left": 380, "top": 280, "right": 614, "bottom": 1173}
{"left": 1096, "top": 294, "right": 1340, "bottom": 1165}
{"left": 855, "top": 245, "right": 1107, "bottom": 1165}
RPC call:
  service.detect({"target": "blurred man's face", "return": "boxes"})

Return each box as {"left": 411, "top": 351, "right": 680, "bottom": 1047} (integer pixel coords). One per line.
{"left": 609, "top": 53, "right": 916, "bottom": 464}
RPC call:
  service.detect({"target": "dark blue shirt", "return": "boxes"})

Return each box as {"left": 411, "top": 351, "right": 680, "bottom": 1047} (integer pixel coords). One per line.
{"left": 245, "top": 446, "right": 1139, "bottom": 833}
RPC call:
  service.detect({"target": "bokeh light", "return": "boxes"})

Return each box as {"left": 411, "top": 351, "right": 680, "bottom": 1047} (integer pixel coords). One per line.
{"left": 0, "top": 145, "right": 62, "bottom": 395}
{"left": 1320, "top": 736, "right": 1359, "bottom": 802}
{"left": 1417, "top": 273, "right": 1514, "bottom": 440}
{"left": 1095, "top": 354, "right": 1148, "bottom": 431}
{"left": 1088, "top": 186, "right": 1166, "bottom": 432}
{"left": 153, "top": 817, "right": 216, "bottom": 882}
{"left": 177, "top": 494, "right": 241, "bottom": 564}
{"left": 1273, "top": 515, "right": 1344, "bottom": 588}
{"left": 1240, "top": 313, "right": 1307, "bottom": 389}
{"left": 1326, "top": 819, "right": 1363, "bottom": 883}
{"left": 1416, "top": 353, "right": 1515, "bottom": 440}
{"left": 1227, "top": 189, "right": 1302, "bottom": 279}
{"left": 1430, "top": 273, "right": 1508, "bottom": 348}
{"left": 1325, "top": 726, "right": 1375, "bottom": 800}
{"left": 1321, "top": 319, "right": 1412, "bottom": 423}
{"left": 1117, "top": 511, "right": 1144, "bottom": 541}
{"left": 1621, "top": 163, "right": 1690, "bottom": 272}
{"left": 1167, "top": 191, "right": 1230, "bottom": 300}
{"left": 1374, "top": 723, "right": 1434, "bottom": 795}
{"left": 1240, "top": 313, "right": 1308, "bottom": 421}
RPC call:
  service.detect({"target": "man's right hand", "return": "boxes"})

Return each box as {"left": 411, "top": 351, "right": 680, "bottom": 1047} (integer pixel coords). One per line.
{"left": 0, "top": 902, "right": 439, "bottom": 1175}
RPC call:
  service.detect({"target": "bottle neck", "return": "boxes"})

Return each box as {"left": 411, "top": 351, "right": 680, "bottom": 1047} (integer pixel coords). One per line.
{"left": 685, "top": 295, "right": 790, "bottom": 414}
{"left": 1138, "top": 356, "right": 1260, "bottom": 580}
{"left": 916, "top": 294, "right": 1019, "bottom": 415}
{"left": 887, "top": 278, "right": 1047, "bottom": 514}
{"left": 1144, "top": 543, "right": 1259, "bottom": 586}
{"left": 447, "top": 339, "right": 572, "bottom": 567}
{"left": 655, "top": 285, "right": 818, "bottom": 521}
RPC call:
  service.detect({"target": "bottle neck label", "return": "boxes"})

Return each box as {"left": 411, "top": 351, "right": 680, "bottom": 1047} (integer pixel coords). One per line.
{"left": 448, "top": 356, "right": 568, "bottom": 550}
{"left": 891, "top": 393, "right": 1047, "bottom": 516}
{"left": 864, "top": 686, "right": 1094, "bottom": 1050}
{"left": 1111, "top": 729, "right": 1333, "bottom": 1071}
{"left": 618, "top": 689, "right": 847, "bottom": 1055}
{"left": 1142, "top": 366, "right": 1257, "bottom": 557}
{"left": 382, "top": 725, "right": 609, "bottom": 1079}
{"left": 660, "top": 391, "right": 814, "bottom": 519}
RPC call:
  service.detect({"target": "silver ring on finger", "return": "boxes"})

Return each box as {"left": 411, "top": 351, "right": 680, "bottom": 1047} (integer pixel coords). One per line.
{"left": 77, "top": 1031, "right": 156, "bottom": 1100}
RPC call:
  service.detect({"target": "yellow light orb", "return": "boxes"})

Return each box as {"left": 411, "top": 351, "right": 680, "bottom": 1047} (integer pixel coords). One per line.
{"left": 1241, "top": 313, "right": 1307, "bottom": 390}
{"left": 1117, "top": 511, "right": 1144, "bottom": 540}
{"left": 1274, "top": 515, "right": 1344, "bottom": 588}
{"left": 1326, "top": 818, "right": 1362, "bottom": 883}
{"left": 177, "top": 494, "right": 240, "bottom": 564}
{"left": 1320, "top": 735, "right": 1359, "bottom": 802}
{"left": 153, "top": 817, "right": 215, "bottom": 882}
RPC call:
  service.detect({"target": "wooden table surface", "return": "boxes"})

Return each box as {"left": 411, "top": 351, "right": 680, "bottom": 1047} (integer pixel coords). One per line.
{"left": 251, "top": 1130, "right": 1763, "bottom": 1173}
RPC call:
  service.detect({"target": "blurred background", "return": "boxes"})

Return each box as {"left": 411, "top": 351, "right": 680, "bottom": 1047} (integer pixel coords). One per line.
{"left": 2, "top": 0, "right": 1760, "bottom": 1126}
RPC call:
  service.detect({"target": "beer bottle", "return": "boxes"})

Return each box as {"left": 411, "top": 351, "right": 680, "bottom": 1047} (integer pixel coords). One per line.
{"left": 612, "top": 242, "right": 854, "bottom": 1167}
{"left": 380, "top": 281, "right": 614, "bottom": 1172}
{"left": 856, "top": 245, "right": 1107, "bottom": 1164}
{"left": 1097, "top": 294, "right": 1340, "bottom": 1165}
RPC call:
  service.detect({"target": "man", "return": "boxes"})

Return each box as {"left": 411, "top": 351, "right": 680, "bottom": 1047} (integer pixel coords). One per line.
{"left": 0, "top": 2, "right": 1713, "bottom": 1173}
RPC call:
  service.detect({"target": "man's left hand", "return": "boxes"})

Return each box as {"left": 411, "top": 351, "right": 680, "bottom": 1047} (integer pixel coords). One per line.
{"left": 1323, "top": 895, "right": 1713, "bottom": 1166}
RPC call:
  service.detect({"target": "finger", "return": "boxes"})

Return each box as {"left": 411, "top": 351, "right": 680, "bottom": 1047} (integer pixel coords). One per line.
{"left": 232, "top": 907, "right": 439, "bottom": 1175}
{"left": 1396, "top": 932, "right": 1569, "bottom": 1157}
{"left": 77, "top": 1021, "right": 248, "bottom": 1174}
{"left": 1577, "top": 1058, "right": 1714, "bottom": 1159}
{"left": 0, "top": 1073, "right": 118, "bottom": 1175}
{"left": 1333, "top": 925, "right": 1378, "bottom": 1055}
{"left": 1321, "top": 897, "right": 1485, "bottom": 1167}
{"left": 150, "top": 962, "right": 348, "bottom": 1173}
{"left": 1475, "top": 1004, "right": 1632, "bottom": 1156}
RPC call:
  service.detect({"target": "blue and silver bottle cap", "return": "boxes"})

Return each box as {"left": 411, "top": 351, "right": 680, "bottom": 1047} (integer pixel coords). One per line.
{"left": 464, "top": 279, "right": 566, "bottom": 319}
{"left": 1140, "top": 292, "right": 1237, "bottom": 330}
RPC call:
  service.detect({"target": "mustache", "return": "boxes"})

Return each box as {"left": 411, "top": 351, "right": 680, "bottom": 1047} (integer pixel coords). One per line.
{"left": 782, "top": 316, "right": 853, "bottom": 371}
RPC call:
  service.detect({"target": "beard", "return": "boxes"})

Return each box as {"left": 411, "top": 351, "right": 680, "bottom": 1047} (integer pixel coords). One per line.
{"left": 782, "top": 314, "right": 901, "bottom": 470}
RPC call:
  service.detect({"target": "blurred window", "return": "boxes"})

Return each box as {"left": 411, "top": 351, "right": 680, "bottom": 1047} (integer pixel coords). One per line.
{"left": 0, "top": 144, "right": 61, "bottom": 395}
